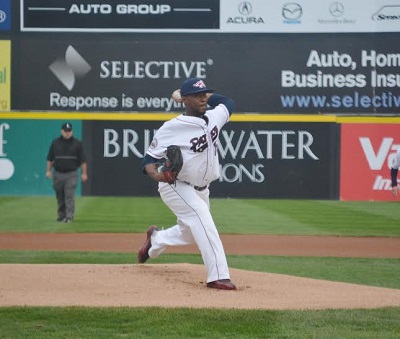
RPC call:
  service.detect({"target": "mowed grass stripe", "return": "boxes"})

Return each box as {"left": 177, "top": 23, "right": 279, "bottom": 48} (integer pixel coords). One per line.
{"left": 0, "top": 197, "right": 399, "bottom": 236}
{"left": 0, "top": 306, "right": 399, "bottom": 338}
{"left": 212, "top": 198, "right": 315, "bottom": 234}
{"left": 213, "top": 199, "right": 400, "bottom": 236}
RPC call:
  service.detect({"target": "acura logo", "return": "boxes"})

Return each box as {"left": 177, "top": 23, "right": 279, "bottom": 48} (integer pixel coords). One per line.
{"left": 329, "top": 2, "right": 344, "bottom": 17}
{"left": 282, "top": 3, "right": 302, "bottom": 20}
{"left": 238, "top": 2, "right": 252, "bottom": 16}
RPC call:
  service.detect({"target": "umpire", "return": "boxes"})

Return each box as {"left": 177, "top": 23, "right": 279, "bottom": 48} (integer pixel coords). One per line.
{"left": 46, "top": 122, "right": 88, "bottom": 222}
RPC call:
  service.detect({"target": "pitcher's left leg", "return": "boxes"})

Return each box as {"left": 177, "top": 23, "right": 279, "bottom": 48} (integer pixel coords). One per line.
{"left": 188, "top": 207, "right": 230, "bottom": 283}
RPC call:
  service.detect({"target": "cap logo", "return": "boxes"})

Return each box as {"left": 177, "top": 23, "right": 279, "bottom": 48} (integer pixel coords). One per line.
{"left": 180, "top": 78, "right": 213, "bottom": 96}
{"left": 193, "top": 80, "right": 207, "bottom": 89}
{"left": 66, "top": 123, "right": 71, "bottom": 129}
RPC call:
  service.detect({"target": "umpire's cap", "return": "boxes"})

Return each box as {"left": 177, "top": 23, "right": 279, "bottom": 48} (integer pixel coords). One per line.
{"left": 180, "top": 78, "right": 214, "bottom": 96}
{"left": 61, "top": 122, "right": 73, "bottom": 132}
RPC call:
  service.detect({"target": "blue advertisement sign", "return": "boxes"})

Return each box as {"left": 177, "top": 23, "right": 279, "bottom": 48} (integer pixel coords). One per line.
{"left": 0, "top": 0, "right": 11, "bottom": 31}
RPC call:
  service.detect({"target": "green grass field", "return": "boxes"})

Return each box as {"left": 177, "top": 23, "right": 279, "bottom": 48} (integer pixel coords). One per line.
{"left": 1, "top": 196, "right": 399, "bottom": 236}
{"left": 1, "top": 196, "right": 400, "bottom": 338}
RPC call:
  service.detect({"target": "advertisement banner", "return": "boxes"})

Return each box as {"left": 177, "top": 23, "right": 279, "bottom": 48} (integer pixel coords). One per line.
{"left": 0, "top": 120, "right": 83, "bottom": 196}
{"left": 20, "top": 0, "right": 400, "bottom": 33}
{"left": 14, "top": 35, "right": 400, "bottom": 114}
{"left": 221, "top": 0, "right": 400, "bottom": 33}
{"left": 21, "top": 0, "right": 219, "bottom": 32}
{"left": 0, "top": 40, "right": 10, "bottom": 111}
{"left": 340, "top": 123, "right": 400, "bottom": 201}
{"left": 83, "top": 120, "right": 339, "bottom": 199}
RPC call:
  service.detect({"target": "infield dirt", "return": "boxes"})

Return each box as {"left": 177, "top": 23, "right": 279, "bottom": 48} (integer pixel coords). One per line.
{"left": 1, "top": 233, "right": 399, "bottom": 310}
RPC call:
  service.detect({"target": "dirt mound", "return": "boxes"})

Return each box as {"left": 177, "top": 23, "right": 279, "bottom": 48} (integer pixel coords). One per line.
{"left": 1, "top": 263, "right": 400, "bottom": 310}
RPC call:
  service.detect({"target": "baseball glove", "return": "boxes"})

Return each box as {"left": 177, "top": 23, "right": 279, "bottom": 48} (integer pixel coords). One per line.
{"left": 157, "top": 145, "right": 183, "bottom": 184}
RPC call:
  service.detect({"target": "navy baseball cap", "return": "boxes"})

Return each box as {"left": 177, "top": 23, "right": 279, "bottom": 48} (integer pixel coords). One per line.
{"left": 61, "top": 122, "right": 73, "bottom": 131}
{"left": 180, "top": 78, "right": 214, "bottom": 96}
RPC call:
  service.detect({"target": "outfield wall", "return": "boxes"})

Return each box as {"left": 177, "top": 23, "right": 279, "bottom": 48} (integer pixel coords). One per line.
{"left": 1, "top": 1, "right": 399, "bottom": 200}
{"left": 1, "top": 113, "right": 399, "bottom": 201}
{"left": 1, "top": 1, "right": 400, "bottom": 115}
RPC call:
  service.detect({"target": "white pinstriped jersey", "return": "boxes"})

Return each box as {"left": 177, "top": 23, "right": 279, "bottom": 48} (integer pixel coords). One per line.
{"left": 147, "top": 104, "right": 230, "bottom": 187}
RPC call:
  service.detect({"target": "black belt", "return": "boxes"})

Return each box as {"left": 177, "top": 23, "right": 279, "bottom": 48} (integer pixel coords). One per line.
{"left": 55, "top": 169, "right": 76, "bottom": 173}
{"left": 184, "top": 181, "right": 208, "bottom": 191}
{"left": 194, "top": 185, "right": 208, "bottom": 191}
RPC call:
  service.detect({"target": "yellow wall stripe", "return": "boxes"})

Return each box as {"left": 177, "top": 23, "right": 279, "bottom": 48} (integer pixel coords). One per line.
{"left": 0, "top": 112, "right": 399, "bottom": 123}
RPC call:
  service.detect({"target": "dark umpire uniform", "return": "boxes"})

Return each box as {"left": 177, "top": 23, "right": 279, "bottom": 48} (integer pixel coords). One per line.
{"left": 46, "top": 122, "right": 88, "bottom": 222}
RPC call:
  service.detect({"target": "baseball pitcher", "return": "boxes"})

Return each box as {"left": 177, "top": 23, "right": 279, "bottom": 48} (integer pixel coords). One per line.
{"left": 138, "top": 78, "right": 237, "bottom": 290}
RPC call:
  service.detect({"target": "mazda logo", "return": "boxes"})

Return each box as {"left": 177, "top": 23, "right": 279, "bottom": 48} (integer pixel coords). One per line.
{"left": 238, "top": 2, "right": 252, "bottom": 16}
{"left": 282, "top": 3, "right": 302, "bottom": 20}
{"left": 329, "top": 2, "right": 344, "bottom": 17}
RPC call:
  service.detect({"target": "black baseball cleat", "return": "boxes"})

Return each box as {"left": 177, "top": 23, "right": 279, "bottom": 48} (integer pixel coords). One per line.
{"left": 62, "top": 218, "right": 73, "bottom": 223}
{"left": 207, "top": 279, "right": 237, "bottom": 290}
{"left": 137, "top": 225, "right": 159, "bottom": 263}
{"left": 56, "top": 217, "right": 65, "bottom": 222}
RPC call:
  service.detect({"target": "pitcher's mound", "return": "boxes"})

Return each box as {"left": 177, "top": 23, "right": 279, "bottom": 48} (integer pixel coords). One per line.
{"left": 1, "top": 263, "right": 400, "bottom": 310}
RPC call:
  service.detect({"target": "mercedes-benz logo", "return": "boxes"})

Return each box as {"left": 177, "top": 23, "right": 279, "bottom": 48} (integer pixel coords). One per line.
{"left": 282, "top": 3, "right": 302, "bottom": 20}
{"left": 238, "top": 2, "right": 252, "bottom": 16}
{"left": 329, "top": 2, "right": 344, "bottom": 17}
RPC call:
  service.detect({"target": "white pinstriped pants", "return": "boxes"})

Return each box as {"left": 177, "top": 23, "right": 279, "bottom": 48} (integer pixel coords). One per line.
{"left": 148, "top": 181, "right": 231, "bottom": 283}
